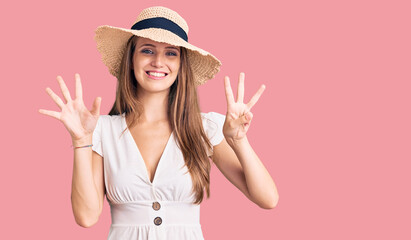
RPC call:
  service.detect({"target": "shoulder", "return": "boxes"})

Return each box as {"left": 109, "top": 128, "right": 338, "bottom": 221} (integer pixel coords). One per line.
{"left": 200, "top": 111, "right": 226, "bottom": 124}
{"left": 94, "top": 114, "right": 127, "bottom": 142}
{"left": 97, "top": 114, "right": 124, "bottom": 123}
{"left": 95, "top": 114, "right": 124, "bottom": 132}
{"left": 201, "top": 111, "right": 226, "bottom": 131}
{"left": 201, "top": 111, "right": 226, "bottom": 146}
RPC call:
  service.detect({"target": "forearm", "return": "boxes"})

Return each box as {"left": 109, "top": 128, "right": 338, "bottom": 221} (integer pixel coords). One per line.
{"left": 71, "top": 136, "right": 101, "bottom": 227}
{"left": 227, "top": 136, "right": 279, "bottom": 208}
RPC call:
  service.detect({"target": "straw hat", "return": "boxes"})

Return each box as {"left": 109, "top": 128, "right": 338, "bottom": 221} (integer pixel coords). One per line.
{"left": 94, "top": 6, "right": 221, "bottom": 85}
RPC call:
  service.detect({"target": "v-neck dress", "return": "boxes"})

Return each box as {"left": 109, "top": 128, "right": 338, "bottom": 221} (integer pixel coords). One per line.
{"left": 91, "top": 111, "right": 226, "bottom": 240}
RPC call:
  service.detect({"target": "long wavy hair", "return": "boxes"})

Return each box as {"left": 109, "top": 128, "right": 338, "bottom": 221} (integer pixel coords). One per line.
{"left": 108, "top": 35, "right": 213, "bottom": 204}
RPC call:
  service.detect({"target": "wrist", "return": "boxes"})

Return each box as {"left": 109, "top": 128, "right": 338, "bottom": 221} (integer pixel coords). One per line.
{"left": 225, "top": 135, "right": 249, "bottom": 150}
{"left": 72, "top": 135, "right": 92, "bottom": 147}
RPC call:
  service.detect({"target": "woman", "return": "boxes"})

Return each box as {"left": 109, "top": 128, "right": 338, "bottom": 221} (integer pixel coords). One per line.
{"left": 39, "top": 6, "right": 278, "bottom": 240}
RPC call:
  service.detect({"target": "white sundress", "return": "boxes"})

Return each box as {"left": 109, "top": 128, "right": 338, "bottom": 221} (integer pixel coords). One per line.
{"left": 91, "top": 111, "right": 226, "bottom": 240}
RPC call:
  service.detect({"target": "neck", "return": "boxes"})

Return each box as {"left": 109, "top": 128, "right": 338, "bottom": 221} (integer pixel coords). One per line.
{"left": 133, "top": 90, "right": 169, "bottom": 124}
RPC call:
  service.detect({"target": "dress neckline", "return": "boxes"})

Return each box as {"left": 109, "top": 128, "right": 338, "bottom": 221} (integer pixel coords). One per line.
{"left": 122, "top": 113, "right": 174, "bottom": 185}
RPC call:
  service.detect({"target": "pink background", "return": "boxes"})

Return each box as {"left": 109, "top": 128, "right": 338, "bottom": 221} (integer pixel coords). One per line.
{"left": 1, "top": 0, "right": 410, "bottom": 239}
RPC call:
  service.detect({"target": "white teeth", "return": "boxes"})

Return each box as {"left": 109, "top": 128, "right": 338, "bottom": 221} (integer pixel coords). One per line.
{"left": 148, "top": 72, "right": 166, "bottom": 77}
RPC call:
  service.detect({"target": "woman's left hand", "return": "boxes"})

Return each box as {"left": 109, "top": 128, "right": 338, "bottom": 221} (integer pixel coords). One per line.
{"left": 223, "top": 72, "right": 266, "bottom": 145}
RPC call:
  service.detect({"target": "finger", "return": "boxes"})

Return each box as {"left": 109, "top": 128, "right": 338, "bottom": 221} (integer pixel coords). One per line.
{"left": 244, "top": 119, "right": 251, "bottom": 129}
{"left": 38, "top": 109, "right": 61, "bottom": 120}
{"left": 245, "top": 111, "right": 253, "bottom": 121}
{"left": 90, "top": 97, "right": 102, "bottom": 116}
{"left": 246, "top": 114, "right": 252, "bottom": 125}
{"left": 224, "top": 76, "right": 235, "bottom": 106}
{"left": 241, "top": 112, "right": 253, "bottom": 131}
{"left": 45, "top": 87, "right": 65, "bottom": 110}
{"left": 237, "top": 111, "right": 253, "bottom": 125}
{"left": 237, "top": 72, "right": 245, "bottom": 103}
{"left": 246, "top": 84, "right": 266, "bottom": 110}
{"left": 57, "top": 75, "right": 72, "bottom": 103}
{"left": 75, "top": 73, "right": 83, "bottom": 100}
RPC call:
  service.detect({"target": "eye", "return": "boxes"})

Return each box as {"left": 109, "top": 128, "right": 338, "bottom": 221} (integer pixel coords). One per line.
{"left": 166, "top": 51, "right": 178, "bottom": 56}
{"left": 141, "top": 49, "right": 153, "bottom": 54}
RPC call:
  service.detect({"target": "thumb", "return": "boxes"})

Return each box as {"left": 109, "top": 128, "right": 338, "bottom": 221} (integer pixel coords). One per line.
{"left": 90, "top": 97, "right": 102, "bottom": 116}
{"left": 237, "top": 111, "right": 253, "bottom": 125}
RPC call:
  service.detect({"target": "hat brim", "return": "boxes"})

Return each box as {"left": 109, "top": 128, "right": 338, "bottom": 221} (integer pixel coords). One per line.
{"left": 94, "top": 25, "right": 221, "bottom": 85}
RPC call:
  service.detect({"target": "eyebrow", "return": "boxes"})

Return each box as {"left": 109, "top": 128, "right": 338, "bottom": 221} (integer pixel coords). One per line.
{"left": 139, "top": 44, "right": 180, "bottom": 51}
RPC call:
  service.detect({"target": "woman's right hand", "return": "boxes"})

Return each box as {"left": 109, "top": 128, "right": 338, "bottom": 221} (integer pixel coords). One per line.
{"left": 39, "top": 73, "right": 102, "bottom": 142}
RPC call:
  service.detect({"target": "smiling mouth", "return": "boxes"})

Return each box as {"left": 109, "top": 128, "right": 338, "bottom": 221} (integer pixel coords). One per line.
{"left": 146, "top": 71, "right": 168, "bottom": 77}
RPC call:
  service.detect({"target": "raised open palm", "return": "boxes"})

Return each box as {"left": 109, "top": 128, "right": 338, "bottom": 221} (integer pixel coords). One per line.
{"left": 38, "top": 73, "right": 102, "bottom": 141}
{"left": 223, "top": 72, "right": 266, "bottom": 142}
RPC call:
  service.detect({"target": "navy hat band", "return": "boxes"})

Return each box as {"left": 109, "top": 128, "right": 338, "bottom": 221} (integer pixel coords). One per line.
{"left": 131, "top": 17, "right": 188, "bottom": 42}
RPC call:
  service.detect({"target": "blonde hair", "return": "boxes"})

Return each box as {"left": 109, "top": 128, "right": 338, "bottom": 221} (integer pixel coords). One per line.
{"left": 108, "top": 35, "right": 213, "bottom": 204}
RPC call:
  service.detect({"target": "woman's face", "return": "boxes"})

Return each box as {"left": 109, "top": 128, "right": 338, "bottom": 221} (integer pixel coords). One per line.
{"left": 132, "top": 37, "right": 181, "bottom": 95}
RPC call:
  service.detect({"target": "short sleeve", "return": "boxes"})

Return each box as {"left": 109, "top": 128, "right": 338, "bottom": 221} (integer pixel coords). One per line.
{"left": 201, "top": 111, "right": 226, "bottom": 146}
{"left": 91, "top": 115, "right": 103, "bottom": 157}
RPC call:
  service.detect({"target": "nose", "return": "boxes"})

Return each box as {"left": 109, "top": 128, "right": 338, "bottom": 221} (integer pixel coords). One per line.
{"left": 151, "top": 53, "right": 165, "bottom": 68}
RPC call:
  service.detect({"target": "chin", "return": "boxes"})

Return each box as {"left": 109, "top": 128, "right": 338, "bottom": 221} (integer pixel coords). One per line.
{"left": 136, "top": 75, "right": 177, "bottom": 92}
{"left": 141, "top": 84, "right": 174, "bottom": 93}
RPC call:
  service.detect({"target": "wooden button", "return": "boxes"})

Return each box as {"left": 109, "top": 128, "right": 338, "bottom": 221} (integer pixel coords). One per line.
{"left": 152, "top": 202, "right": 161, "bottom": 211}
{"left": 154, "top": 216, "right": 162, "bottom": 226}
